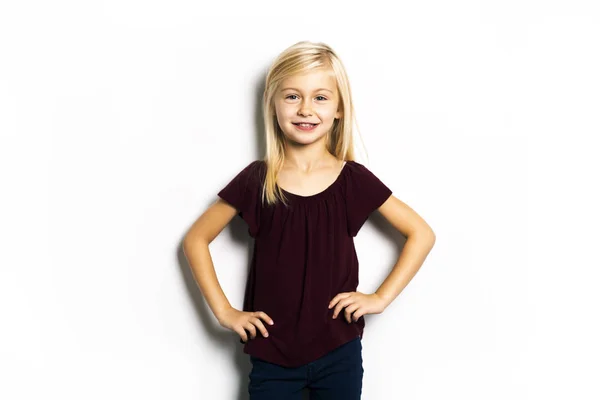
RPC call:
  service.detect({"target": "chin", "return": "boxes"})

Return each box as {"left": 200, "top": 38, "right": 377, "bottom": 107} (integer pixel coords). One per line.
{"left": 284, "top": 131, "right": 327, "bottom": 145}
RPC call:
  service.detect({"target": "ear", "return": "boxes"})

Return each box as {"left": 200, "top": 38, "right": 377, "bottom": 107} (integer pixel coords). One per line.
{"left": 335, "top": 109, "right": 343, "bottom": 119}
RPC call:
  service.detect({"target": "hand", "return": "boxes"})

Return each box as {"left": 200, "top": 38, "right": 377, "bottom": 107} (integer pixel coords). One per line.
{"left": 328, "top": 291, "right": 387, "bottom": 323}
{"left": 217, "top": 307, "right": 274, "bottom": 343}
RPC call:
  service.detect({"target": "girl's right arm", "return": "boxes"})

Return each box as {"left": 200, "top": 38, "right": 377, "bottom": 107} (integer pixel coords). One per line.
{"left": 182, "top": 199, "right": 273, "bottom": 342}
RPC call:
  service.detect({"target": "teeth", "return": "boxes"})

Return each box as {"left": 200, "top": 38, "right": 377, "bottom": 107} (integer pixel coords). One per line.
{"left": 297, "top": 123, "right": 316, "bottom": 127}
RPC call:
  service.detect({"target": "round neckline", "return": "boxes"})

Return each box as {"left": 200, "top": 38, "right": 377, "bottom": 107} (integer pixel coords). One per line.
{"left": 278, "top": 160, "right": 350, "bottom": 201}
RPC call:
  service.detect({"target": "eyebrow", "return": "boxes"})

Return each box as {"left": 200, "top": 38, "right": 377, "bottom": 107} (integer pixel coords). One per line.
{"left": 281, "top": 87, "right": 333, "bottom": 94}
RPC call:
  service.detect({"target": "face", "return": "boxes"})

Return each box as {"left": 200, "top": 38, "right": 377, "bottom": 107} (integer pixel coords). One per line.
{"left": 274, "top": 68, "right": 342, "bottom": 146}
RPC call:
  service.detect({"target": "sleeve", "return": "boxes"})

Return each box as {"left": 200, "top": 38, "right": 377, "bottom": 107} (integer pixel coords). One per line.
{"left": 217, "top": 160, "right": 262, "bottom": 238}
{"left": 346, "top": 162, "right": 393, "bottom": 237}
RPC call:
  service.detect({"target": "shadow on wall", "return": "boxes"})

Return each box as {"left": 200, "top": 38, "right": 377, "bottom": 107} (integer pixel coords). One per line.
{"left": 176, "top": 73, "right": 269, "bottom": 400}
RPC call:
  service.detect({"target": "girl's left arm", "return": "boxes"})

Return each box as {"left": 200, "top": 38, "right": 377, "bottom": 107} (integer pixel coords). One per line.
{"left": 372, "top": 194, "right": 436, "bottom": 307}
{"left": 329, "top": 194, "right": 436, "bottom": 322}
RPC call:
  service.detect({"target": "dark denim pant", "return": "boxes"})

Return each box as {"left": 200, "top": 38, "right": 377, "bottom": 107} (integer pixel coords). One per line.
{"left": 248, "top": 336, "right": 364, "bottom": 399}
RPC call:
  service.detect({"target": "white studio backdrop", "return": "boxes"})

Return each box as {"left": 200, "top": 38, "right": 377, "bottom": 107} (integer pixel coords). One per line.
{"left": 1, "top": 1, "right": 599, "bottom": 399}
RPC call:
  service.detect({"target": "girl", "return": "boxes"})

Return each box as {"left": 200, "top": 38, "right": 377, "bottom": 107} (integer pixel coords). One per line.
{"left": 183, "top": 41, "right": 436, "bottom": 399}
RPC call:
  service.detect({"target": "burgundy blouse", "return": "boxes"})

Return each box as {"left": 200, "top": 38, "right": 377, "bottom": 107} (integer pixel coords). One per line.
{"left": 217, "top": 159, "right": 392, "bottom": 367}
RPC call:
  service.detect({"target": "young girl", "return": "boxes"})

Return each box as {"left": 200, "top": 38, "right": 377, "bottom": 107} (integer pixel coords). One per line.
{"left": 184, "top": 41, "right": 436, "bottom": 399}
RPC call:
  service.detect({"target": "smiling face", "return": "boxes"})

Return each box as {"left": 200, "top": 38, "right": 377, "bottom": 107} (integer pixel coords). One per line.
{"left": 274, "top": 68, "right": 342, "bottom": 146}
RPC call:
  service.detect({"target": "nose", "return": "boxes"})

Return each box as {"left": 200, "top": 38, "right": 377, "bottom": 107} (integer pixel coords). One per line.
{"left": 298, "top": 99, "right": 313, "bottom": 116}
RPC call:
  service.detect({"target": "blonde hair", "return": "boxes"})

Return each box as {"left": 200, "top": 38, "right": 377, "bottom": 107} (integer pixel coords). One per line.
{"left": 260, "top": 41, "right": 367, "bottom": 207}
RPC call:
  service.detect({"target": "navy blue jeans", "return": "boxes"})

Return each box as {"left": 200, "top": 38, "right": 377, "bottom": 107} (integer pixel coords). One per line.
{"left": 248, "top": 336, "right": 364, "bottom": 399}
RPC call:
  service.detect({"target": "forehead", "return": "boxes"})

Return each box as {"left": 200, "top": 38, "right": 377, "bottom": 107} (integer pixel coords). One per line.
{"left": 279, "top": 69, "right": 337, "bottom": 91}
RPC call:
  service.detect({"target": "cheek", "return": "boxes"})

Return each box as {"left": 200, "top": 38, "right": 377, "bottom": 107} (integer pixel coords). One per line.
{"left": 275, "top": 104, "right": 295, "bottom": 120}
{"left": 319, "top": 108, "right": 338, "bottom": 122}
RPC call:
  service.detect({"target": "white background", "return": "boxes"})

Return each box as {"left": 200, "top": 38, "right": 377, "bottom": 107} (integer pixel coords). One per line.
{"left": 1, "top": 1, "right": 599, "bottom": 399}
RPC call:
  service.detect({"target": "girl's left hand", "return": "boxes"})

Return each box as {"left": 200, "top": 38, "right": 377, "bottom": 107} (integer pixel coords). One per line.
{"left": 328, "top": 291, "right": 388, "bottom": 323}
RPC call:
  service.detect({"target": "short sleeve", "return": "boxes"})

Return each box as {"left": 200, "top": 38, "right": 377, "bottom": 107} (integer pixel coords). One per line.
{"left": 345, "top": 161, "right": 393, "bottom": 237}
{"left": 217, "top": 160, "right": 263, "bottom": 238}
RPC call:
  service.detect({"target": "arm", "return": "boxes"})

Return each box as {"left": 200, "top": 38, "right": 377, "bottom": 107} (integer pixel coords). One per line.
{"left": 182, "top": 198, "right": 238, "bottom": 323}
{"left": 330, "top": 194, "right": 436, "bottom": 322}
{"left": 374, "top": 194, "right": 436, "bottom": 308}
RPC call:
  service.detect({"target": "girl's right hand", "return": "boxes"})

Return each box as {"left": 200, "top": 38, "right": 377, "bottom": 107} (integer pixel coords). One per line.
{"left": 217, "top": 307, "right": 274, "bottom": 343}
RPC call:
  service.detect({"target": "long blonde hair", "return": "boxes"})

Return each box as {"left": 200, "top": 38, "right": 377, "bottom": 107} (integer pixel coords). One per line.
{"left": 261, "top": 41, "right": 367, "bottom": 207}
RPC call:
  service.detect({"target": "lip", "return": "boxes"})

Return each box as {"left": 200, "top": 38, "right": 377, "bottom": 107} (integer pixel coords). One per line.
{"left": 293, "top": 122, "right": 319, "bottom": 132}
{"left": 293, "top": 122, "right": 319, "bottom": 125}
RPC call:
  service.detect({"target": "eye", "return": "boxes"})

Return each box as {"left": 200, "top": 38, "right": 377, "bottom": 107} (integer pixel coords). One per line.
{"left": 285, "top": 94, "right": 328, "bottom": 101}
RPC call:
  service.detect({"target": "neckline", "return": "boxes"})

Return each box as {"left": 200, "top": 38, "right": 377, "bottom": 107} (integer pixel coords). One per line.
{"left": 278, "top": 160, "right": 349, "bottom": 201}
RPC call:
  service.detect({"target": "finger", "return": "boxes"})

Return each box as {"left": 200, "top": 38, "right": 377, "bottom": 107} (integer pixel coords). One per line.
{"left": 329, "top": 293, "right": 350, "bottom": 309}
{"left": 345, "top": 303, "right": 360, "bottom": 314}
{"left": 333, "top": 297, "right": 354, "bottom": 318}
{"left": 352, "top": 310, "right": 365, "bottom": 322}
{"left": 256, "top": 311, "right": 274, "bottom": 326}
{"left": 332, "top": 303, "right": 343, "bottom": 318}
{"left": 244, "top": 322, "right": 257, "bottom": 339}
{"left": 333, "top": 302, "right": 345, "bottom": 318}
{"left": 328, "top": 296, "right": 339, "bottom": 309}
{"left": 236, "top": 328, "right": 248, "bottom": 343}
{"left": 250, "top": 317, "right": 269, "bottom": 338}
{"left": 345, "top": 304, "right": 360, "bottom": 323}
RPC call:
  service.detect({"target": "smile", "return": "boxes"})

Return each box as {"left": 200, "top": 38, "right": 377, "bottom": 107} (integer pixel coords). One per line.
{"left": 293, "top": 123, "right": 319, "bottom": 131}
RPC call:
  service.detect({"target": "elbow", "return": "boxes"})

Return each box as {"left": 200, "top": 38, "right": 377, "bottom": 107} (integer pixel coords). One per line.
{"left": 183, "top": 232, "right": 209, "bottom": 255}
{"left": 425, "top": 226, "right": 436, "bottom": 244}
{"left": 410, "top": 227, "right": 436, "bottom": 247}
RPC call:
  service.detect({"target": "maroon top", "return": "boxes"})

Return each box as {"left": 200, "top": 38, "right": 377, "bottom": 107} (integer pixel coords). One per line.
{"left": 217, "top": 159, "right": 392, "bottom": 367}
